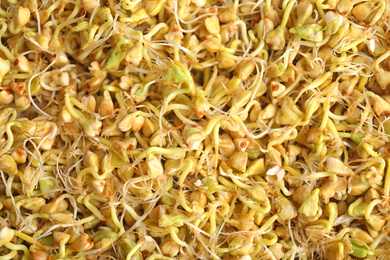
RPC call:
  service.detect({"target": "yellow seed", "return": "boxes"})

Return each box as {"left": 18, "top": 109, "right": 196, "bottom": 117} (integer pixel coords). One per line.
{"left": 325, "top": 157, "right": 353, "bottom": 175}
{"left": 0, "top": 154, "right": 17, "bottom": 175}
{"left": 287, "top": 144, "right": 301, "bottom": 158}
{"left": 246, "top": 158, "right": 266, "bottom": 176}
{"left": 37, "top": 9, "right": 52, "bottom": 25}
{"left": 194, "top": 94, "right": 211, "bottom": 117}
{"left": 146, "top": 153, "right": 164, "bottom": 178}
{"left": 350, "top": 175, "right": 370, "bottom": 196}
{"left": 218, "top": 9, "right": 236, "bottom": 23}
{"left": 237, "top": 61, "right": 255, "bottom": 80}
{"left": 205, "top": 15, "right": 220, "bottom": 35}
{"left": 192, "top": 202, "right": 205, "bottom": 215}
{"left": 229, "top": 235, "right": 253, "bottom": 256}
{"left": 349, "top": 228, "right": 373, "bottom": 244}
{"left": 258, "top": 104, "right": 276, "bottom": 120}
{"left": 337, "top": 0, "right": 353, "bottom": 15}
{"left": 123, "top": 137, "right": 137, "bottom": 150}
{"left": 25, "top": 32, "right": 50, "bottom": 50}
{"left": 142, "top": 118, "right": 155, "bottom": 137}
{"left": 90, "top": 180, "right": 105, "bottom": 194}
{"left": 265, "top": 26, "right": 285, "bottom": 50}
{"left": 0, "top": 58, "right": 10, "bottom": 83}
{"left": 0, "top": 90, "right": 14, "bottom": 105}
{"left": 226, "top": 214, "right": 254, "bottom": 230}
{"left": 12, "top": 55, "right": 31, "bottom": 73}
{"left": 189, "top": 191, "right": 207, "bottom": 207}
{"left": 161, "top": 240, "right": 180, "bottom": 257}
{"left": 149, "top": 131, "right": 167, "bottom": 147}
{"left": 277, "top": 192, "right": 297, "bottom": 220}
{"left": 139, "top": 237, "right": 156, "bottom": 253}
{"left": 191, "top": 0, "right": 206, "bottom": 7}
{"left": 10, "top": 82, "right": 25, "bottom": 96}
{"left": 296, "top": 1, "right": 313, "bottom": 26}
{"left": 7, "top": 35, "right": 26, "bottom": 54}
{"left": 233, "top": 138, "right": 250, "bottom": 152}
{"left": 40, "top": 198, "right": 68, "bottom": 214}
{"left": 232, "top": 89, "right": 252, "bottom": 109}
{"left": 118, "top": 75, "right": 140, "bottom": 90}
{"left": 218, "top": 54, "right": 236, "bottom": 69}
{"left": 186, "top": 132, "right": 206, "bottom": 149}
{"left": 307, "top": 128, "right": 323, "bottom": 144}
{"left": 149, "top": 225, "right": 171, "bottom": 237}
{"left": 31, "top": 250, "right": 50, "bottom": 260}
{"left": 20, "top": 197, "right": 46, "bottom": 211}
{"left": 129, "top": 8, "right": 149, "bottom": 24}
{"left": 94, "top": 238, "right": 114, "bottom": 250}
{"left": 126, "top": 42, "right": 143, "bottom": 66}
{"left": 275, "top": 226, "right": 290, "bottom": 240}
{"left": 269, "top": 243, "right": 284, "bottom": 260}
{"left": 79, "top": 117, "right": 102, "bottom": 137}
{"left": 364, "top": 187, "right": 381, "bottom": 203}
{"left": 366, "top": 214, "right": 386, "bottom": 231}
{"left": 219, "top": 134, "right": 236, "bottom": 158}
{"left": 15, "top": 93, "right": 31, "bottom": 111}
{"left": 270, "top": 81, "right": 286, "bottom": 97}
{"left": 52, "top": 70, "right": 70, "bottom": 86}
{"left": 118, "top": 114, "right": 144, "bottom": 132}
{"left": 149, "top": 205, "right": 167, "bottom": 222}
{"left": 11, "top": 146, "right": 27, "bottom": 164}
{"left": 132, "top": 115, "right": 145, "bottom": 132}
{"left": 59, "top": 108, "right": 73, "bottom": 124}
{"left": 53, "top": 231, "right": 71, "bottom": 245}
{"left": 22, "top": 166, "right": 40, "bottom": 194}
{"left": 204, "top": 37, "right": 223, "bottom": 53}
{"left": 249, "top": 185, "right": 268, "bottom": 204}
{"left": 52, "top": 51, "right": 70, "bottom": 66}
{"left": 23, "top": 218, "right": 39, "bottom": 235}
{"left": 352, "top": 2, "right": 373, "bottom": 22}
{"left": 13, "top": 6, "right": 31, "bottom": 28}
{"left": 298, "top": 188, "right": 320, "bottom": 218}
{"left": 98, "top": 90, "right": 114, "bottom": 117}
{"left": 83, "top": 0, "right": 99, "bottom": 12}
{"left": 0, "top": 226, "right": 14, "bottom": 246}
{"left": 69, "top": 233, "right": 94, "bottom": 251}
{"left": 81, "top": 95, "right": 96, "bottom": 112}
{"left": 185, "top": 35, "right": 200, "bottom": 53}
{"left": 112, "top": 140, "right": 129, "bottom": 162}
{"left": 227, "top": 151, "right": 248, "bottom": 172}
{"left": 372, "top": 93, "right": 390, "bottom": 116}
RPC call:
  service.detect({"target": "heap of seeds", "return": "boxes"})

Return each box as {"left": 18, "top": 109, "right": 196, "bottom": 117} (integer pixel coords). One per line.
{"left": 0, "top": 0, "right": 389, "bottom": 259}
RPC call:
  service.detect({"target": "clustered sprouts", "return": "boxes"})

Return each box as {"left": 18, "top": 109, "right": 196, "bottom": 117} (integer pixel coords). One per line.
{"left": 0, "top": 0, "right": 389, "bottom": 259}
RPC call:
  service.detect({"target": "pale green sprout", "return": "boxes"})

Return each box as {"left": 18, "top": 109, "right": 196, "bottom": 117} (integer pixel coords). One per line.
{"left": 298, "top": 188, "right": 320, "bottom": 218}
{"left": 163, "top": 63, "right": 188, "bottom": 84}
{"left": 350, "top": 239, "right": 372, "bottom": 258}
{"left": 105, "top": 39, "right": 134, "bottom": 71}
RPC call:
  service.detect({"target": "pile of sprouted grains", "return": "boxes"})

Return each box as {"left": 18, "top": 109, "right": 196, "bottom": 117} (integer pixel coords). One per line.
{"left": 1, "top": 0, "right": 390, "bottom": 259}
